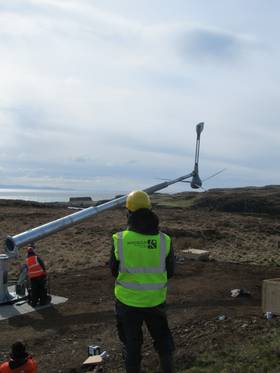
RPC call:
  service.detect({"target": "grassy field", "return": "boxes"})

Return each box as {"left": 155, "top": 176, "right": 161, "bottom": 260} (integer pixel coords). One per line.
{"left": 1, "top": 187, "right": 280, "bottom": 372}
{"left": 177, "top": 327, "right": 280, "bottom": 373}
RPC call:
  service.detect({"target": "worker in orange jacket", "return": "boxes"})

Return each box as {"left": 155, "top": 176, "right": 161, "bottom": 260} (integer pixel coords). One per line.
{"left": 0, "top": 341, "right": 38, "bottom": 373}
{"left": 25, "top": 243, "right": 49, "bottom": 307}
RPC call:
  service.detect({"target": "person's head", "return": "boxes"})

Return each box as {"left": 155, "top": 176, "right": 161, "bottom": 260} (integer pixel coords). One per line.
{"left": 10, "top": 341, "right": 27, "bottom": 360}
{"left": 125, "top": 190, "right": 151, "bottom": 213}
{"left": 27, "top": 244, "right": 35, "bottom": 256}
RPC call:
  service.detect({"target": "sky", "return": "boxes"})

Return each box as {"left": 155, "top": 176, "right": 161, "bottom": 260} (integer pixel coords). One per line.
{"left": 0, "top": 0, "right": 279, "bottom": 195}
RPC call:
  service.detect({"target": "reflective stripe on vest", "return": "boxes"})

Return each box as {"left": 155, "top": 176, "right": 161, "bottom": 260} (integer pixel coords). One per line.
{"left": 26, "top": 256, "right": 45, "bottom": 278}
{"left": 116, "top": 280, "right": 167, "bottom": 290}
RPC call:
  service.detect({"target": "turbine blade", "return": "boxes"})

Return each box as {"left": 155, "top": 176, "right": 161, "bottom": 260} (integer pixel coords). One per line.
{"left": 202, "top": 168, "right": 226, "bottom": 183}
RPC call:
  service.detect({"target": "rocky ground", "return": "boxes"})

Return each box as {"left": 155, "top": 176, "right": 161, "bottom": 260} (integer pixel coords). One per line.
{"left": 0, "top": 186, "right": 280, "bottom": 372}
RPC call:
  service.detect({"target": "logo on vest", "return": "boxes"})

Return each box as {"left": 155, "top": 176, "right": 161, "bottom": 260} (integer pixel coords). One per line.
{"left": 147, "top": 239, "right": 157, "bottom": 249}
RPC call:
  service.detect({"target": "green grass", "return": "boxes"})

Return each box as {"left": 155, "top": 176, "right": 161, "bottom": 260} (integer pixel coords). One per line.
{"left": 178, "top": 329, "right": 280, "bottom": 373}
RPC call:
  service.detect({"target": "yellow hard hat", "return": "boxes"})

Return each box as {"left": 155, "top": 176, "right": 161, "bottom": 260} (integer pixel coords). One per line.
{"left": 126, "top": 190, "right": 151, "bottom": 212}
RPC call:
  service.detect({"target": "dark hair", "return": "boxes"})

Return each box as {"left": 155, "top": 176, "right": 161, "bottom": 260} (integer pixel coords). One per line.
{"left": 11, "top": 341, "right": 27, "bottom": 360}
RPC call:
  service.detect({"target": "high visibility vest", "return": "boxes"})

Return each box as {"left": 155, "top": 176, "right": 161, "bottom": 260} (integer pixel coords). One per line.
{"left": 0, "top": 357, "right": 38, "bottom": 373}
{"left": 113, "top": 230, "right": 171, "bottom": 307}
{"left": 26, "top": 256, "right": 46, "bottom": 279}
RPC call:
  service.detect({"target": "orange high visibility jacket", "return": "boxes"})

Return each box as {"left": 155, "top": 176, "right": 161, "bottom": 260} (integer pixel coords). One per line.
{"left": 0, "top": 356, "right": 38, "bottom": 373}
{"left": 26, "top": 256, "right": 46, "bottom": 279}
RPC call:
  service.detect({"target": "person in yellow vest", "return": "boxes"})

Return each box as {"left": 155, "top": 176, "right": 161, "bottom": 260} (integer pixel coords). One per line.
{"left": 110, "top": 190, "right": 175, "bottom": 373}
{"left": 25, "top": 243, "right": 48, "bottom": 307}
{"left": 0, "top": 341, "right": 38, "bottom": 373}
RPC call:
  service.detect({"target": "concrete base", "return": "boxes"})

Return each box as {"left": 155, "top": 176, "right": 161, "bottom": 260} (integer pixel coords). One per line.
{"left": 0, "top": 286, "right": 68, "bottom": 321}
{"left": 262, "top": 278, "right": 280, "bottom": 315}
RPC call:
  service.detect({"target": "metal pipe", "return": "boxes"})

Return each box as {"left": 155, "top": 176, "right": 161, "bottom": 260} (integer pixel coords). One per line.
{"left": 0, "top": 254, "right": 17, "bottom": 303}
{"left": 4, "top": 123, "right": 204, "bottom": 257}
{"left": 4, "top": 172, "right": 194, "bottom": 256}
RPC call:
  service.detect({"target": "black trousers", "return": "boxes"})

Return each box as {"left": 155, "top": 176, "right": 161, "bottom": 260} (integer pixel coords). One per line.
{"left": 29, "top": 276, "right": 48, "bottom": 306}
{"left": 115, "top": 300, "right": 174, "bottom": 369}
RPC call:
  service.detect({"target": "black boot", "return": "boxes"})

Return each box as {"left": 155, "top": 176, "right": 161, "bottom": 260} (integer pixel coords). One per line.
{"left": 126, "top": 365, "right": 141, "bottom": 373}
{"left": 159, "top": 353, "right": 174, "bottom": 373}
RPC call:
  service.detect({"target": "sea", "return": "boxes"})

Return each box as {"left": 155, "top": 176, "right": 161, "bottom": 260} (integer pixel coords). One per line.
{"left": 0, "top": 188, "right": 118, "bottom": 203}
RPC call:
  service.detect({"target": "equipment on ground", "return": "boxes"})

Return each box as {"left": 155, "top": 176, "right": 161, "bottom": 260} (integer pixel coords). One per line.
{"left": 1, "top": 122, "right": 205, "bottom": 304}
{"left": 15, "top": 264, "right": 28, "bottom": 297}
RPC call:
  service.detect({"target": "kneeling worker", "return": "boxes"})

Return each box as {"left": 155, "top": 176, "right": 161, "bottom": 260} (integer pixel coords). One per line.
{"left": 0, "top": 341, "right": 38, "bottom": 373}
{"left": 110, "top": 190, "right": 175, "bottom": 373}
{"left": 26, "top": 243, "right": 49, "bottom": 307}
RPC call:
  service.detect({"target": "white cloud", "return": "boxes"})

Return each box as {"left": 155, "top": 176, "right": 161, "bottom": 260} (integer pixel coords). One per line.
{"left": 0, "top": 0, "right": 279, "bottom": 198}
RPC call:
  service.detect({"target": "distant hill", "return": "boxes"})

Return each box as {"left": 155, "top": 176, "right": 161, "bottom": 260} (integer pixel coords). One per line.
{"left": 191, "top": 185, "right": 280, "bottom": 215}
{"left": 150, "top": 186, "right": 280, "bottom": 215}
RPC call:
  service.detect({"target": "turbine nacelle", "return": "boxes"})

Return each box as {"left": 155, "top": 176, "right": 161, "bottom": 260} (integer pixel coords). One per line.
{"left": 191, "top": 173, "right": 202, "bottom": 189}
{"left": 196, "top": 122, "right": 204, "bottom": 137}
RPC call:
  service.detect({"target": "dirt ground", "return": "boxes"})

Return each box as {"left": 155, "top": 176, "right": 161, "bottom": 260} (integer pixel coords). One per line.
{"left": 0, "top": 193, "right": 280, "bottom": 372}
